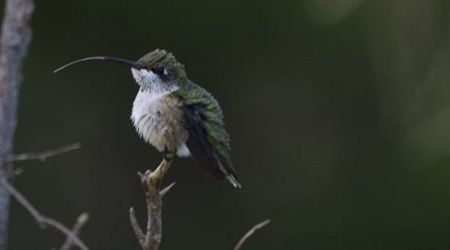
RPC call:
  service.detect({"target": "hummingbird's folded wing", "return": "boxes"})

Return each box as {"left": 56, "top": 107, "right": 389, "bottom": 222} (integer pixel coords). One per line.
{"left": 177, "top": 82, "right": 241, "bottom": 188}
{"left": 181, "top": 103, "right": 228, "bottom": 180}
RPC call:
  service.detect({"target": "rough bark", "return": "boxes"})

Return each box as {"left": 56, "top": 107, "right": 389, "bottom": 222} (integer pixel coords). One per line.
{"left": 0, "top": 0, "right": 34, "bottom": 248}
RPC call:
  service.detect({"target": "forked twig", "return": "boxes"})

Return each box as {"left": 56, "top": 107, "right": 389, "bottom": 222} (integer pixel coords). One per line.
{"left": 8, "top": 143, "right": 81, "bottom": 162}
{"left": 129, "top": 133, "right": 176, "bottom": 250}
{"left": 234, "top": 219, "right": 271, "bottom": 250}
{"left": 60, "top": 212, "right": 89, "bottom": 250}
{"left": 0, "top": 176, "right": 88, "bottom": 250}
{"left": 129, "top": 158, "right": 174, "bottom": 250}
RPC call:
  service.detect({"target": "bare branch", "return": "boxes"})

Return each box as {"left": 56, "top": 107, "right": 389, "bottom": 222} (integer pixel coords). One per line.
{"left": 129, "top": 132, "right": 175, "bottom": 250}
{"left": 8, "top": 143, "right": 81, "bottom": 162}
{"left": 0, "top": 176, "right": 88, "bottom": 250}
{"left": 129, "top": 207, "right": 145, "bottom": 245}
{"left": 234, "top": 219, "right": 271, "bottom": 250}
{"left": 130, "top": 157, "right": 173, "bottom": 250}
{"left": 143, "top": 159, "right": 172, "bottom": 250}
{"left": 0, "top": 0, "right": 35, "bottom": 248}
{"left": 159, "top": 182, "right": 175, "bottom": 197}
{"left": 60, "top": 212, "right": 89, "bottom": 250}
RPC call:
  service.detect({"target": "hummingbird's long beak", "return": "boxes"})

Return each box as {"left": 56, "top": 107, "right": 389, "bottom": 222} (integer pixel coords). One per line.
{"left": 54, "top": 56, "right": 144, "bottom": 73}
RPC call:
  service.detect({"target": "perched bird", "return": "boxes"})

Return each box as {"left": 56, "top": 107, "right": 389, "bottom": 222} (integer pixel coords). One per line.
{"left": 55, "top": 49, "right": 241, "bottom": 188}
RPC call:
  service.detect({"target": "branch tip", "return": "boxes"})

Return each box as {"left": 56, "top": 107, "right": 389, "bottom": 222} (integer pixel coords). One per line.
{"left": 8, "top": 142, "right": 81, "bottom": 163}
{"left": 160, "top": 182, "right": 176, "bottom": 197}
{"left": 60, "top": 212, "right": 90, "bottom": 250}
{"left": 129, "top": 207, "right": 145, "bottom": 246}
{"left": 234, "top": 219, "right": 271, "bottom": 250}
{"left": 76, "top": 212, "right": 89, "bottom": 225}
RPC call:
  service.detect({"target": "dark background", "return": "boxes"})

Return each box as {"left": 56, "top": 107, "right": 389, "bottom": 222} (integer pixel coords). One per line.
{"left": 4, "top": 0, "right": 450, "bottom": 249}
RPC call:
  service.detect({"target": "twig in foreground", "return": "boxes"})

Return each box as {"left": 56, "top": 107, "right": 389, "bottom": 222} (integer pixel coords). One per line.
{"left": 8, "top": 143, "right": 81, "bottom": 162}
{"left": 60, "top": 212, "right": 89, "bottom": 250}
{"left": 0, "top": 176, "right": 88, "bottom": 250}
{"left": 234, "top": 219, "right": 271, "bottom": 250}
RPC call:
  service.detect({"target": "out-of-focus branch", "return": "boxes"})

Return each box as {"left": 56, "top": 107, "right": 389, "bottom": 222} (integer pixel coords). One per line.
{"left": 9, "top": 143, "right": 81, "bottom": 176}
{"left": 130, "top": 158, "right": 174, "bottom": 250}
{"left": 0, "top": 0, "right": 35, "bottom": 248}
{"left": 0, "top": 176, "right": 88, "bottom": 250}
{"left": 234, "top": 219, "right": 271, "bottom": 250}
{"left": 4, "top": 143, "right": 87, "bottom": 249}
{"left": 8, "top": 143, "right": 81, "bottom": 162}
{"left": 60, "top": 212, "right": 89, "bottom": 250}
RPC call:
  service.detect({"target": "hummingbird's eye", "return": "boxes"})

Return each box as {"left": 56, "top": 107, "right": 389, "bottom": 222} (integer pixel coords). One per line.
{"left": 152, "top": 67, "right": 169, "bottom": 77}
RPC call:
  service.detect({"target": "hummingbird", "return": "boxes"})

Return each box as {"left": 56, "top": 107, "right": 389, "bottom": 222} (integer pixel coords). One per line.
{"left": 55, "top": 49, "right": 241, "bottom": 188}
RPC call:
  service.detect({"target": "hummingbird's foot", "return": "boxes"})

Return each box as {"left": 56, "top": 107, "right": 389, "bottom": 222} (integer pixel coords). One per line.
{"left": 163, "top": 146, "right": 175, "bottom": 161}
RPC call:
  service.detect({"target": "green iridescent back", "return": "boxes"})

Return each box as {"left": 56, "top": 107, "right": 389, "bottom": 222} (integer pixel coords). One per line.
{"left": 175, "top": 80, "right": 233, "bottom": 166}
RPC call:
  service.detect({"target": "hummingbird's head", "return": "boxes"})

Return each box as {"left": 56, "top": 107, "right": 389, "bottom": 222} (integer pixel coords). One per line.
{"left": 131, "top": 49, "right": 187, "bottom": 91}
{"left": 54, "top": 49, "right": 187, "bottom": 92}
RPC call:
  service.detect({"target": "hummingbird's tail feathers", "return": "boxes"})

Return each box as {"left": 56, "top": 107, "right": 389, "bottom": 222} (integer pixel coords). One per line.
{"left": 217, "top": 159, "right": 241, "bottom": 188}
{"left": 184, "top": 135, "right": 236, "bottom": 185}
{"left": 226, "top": 174, "right": 242, "bottom": 188}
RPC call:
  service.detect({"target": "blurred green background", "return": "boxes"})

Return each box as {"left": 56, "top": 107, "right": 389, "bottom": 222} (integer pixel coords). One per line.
{"left": 4, "top": 0, "right": 450, "bottom": 249}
